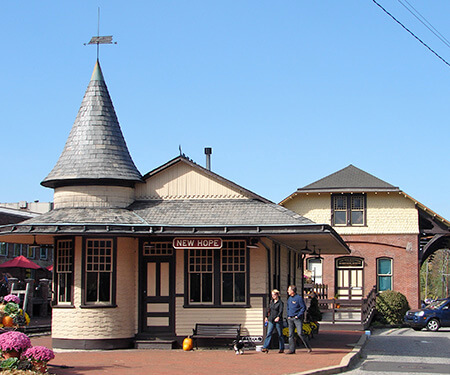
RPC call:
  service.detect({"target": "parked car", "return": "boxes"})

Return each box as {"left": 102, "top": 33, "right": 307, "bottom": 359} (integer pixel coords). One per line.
{"left": 404, "top": 297, "right": 450, "bottom": 331}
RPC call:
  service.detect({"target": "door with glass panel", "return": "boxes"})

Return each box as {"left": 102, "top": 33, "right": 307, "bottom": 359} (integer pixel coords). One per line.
{"left": 336, "top": 257, "right": 364, "bottom": 300}
{"left": 142, "top": 242, "right": 174, "bottom": 335}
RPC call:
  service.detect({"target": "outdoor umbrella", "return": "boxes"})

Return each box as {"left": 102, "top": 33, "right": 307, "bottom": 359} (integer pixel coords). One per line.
{"left": 0, "top": 256, "right": 41, "bottom": 270}
{"left": 46, "top": 265, "right": 53, "bottom": 272}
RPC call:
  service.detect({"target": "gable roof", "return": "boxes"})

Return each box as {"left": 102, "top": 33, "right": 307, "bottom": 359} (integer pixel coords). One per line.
{"left": 41, "top": 60, "right": 142, "bottom": 188}
{"left": 142, "top": 155, "right": 272, "bottom": 203}
{"left": 295, "top": 164, "right": 399, "bottom": 194}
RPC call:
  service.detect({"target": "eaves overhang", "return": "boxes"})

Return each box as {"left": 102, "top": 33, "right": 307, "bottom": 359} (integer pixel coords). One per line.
{"left": 0, "top": 223, "right": 350, "bottom": 255}
{"left": 280, "top": 187, "right": 401, "bottom": 205}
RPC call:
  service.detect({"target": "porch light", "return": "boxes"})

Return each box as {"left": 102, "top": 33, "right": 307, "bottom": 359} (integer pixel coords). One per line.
{"left": 247, "top": 238, "right": 259, "bottom": 249}
{"left": 301, "top": 240, "right": 312, "bottom": 254}
{"left": 310, "top": 246, "right": 323, "bottom": 260}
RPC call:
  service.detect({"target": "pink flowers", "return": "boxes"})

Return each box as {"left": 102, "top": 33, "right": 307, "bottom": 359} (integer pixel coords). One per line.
{"left": 3, "top": 294, "right": 20, "bottom": 304}
{"left": 23, "top": 346, "right": 55, "bottom": 363}
{"left": 0, "top": 331, "right": 31, "bottom": 353}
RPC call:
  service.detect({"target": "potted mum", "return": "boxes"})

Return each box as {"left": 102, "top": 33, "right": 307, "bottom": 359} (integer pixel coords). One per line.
{"left": 0, "top": 294, "right": 30, "bottom": 328}
{"left": 0, "top": 331, "right": 31, "bottom": 359}
{"left": 23, "top": 346, "right": 55, "bottom": 373}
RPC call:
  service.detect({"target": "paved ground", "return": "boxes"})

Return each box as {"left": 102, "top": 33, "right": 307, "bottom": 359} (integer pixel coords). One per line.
{"left": 343, "top": 327, "right": 450, "bottom": 375}
{"left": 30, "top": 330, "right": 363, "bottom": 375}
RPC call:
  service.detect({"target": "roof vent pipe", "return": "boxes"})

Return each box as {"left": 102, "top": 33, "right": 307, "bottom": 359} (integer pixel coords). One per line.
{"left": 204, "top": 147, "right": 212, "bottom": 171}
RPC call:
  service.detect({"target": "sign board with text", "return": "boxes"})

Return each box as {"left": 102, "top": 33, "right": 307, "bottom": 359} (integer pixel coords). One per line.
{"left": 172, "top": 238, "right": 223, "bottom": 249}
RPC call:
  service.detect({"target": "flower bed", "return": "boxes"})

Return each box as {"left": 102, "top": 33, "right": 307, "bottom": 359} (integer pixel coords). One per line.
{"left": 0, "top": 332, "right": 54, "bottom": 373}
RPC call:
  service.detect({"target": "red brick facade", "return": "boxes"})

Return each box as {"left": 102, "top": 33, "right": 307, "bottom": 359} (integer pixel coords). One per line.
{"left": 310, "top": 233, "right": 420, "bottom": 308}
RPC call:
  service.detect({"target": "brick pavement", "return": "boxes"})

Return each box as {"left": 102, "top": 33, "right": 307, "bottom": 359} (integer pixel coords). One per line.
{"left": 31, "top": 331, "right": 363, "bottom": 375}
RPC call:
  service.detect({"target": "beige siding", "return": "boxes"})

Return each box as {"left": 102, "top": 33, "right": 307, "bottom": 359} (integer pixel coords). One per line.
{"left": 54, "top": 185, "right": 135, "bottom": 209}
{"left": 175, "top": 249, "right": 184, "bottom": 294}
{"left": 249, "top": 246, "right": 267, "bottom": 294}
{"left": 280, "top": 246, "right": 289, "bottom": 293}
{"left": 175, "top": 296, "right": 264, "bottom": 337}
{"left": 52, "top": 237, "right": 138, "bottom": 339}
{"left": 284, "top": 193, "right": 419, "bottom": 235}
{"left": 135, "top": 163, "right": 248, "bottom": 200}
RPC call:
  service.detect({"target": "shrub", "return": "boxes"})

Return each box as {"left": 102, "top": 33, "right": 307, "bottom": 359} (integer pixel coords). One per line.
{"left": 375, "top": 290, "right": 410, "bottom": 325}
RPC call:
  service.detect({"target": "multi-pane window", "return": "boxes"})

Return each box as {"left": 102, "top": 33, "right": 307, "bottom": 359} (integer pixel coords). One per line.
{"left": 186, "top": 240, "right": 247, "bottom": 306}
{"left": 85, "top": 239, "right": 113, "bottom": 304}
{"left": 377, "top": 258, "right": 392, "bottom": 292}
{"left": 0, "top": 243, "right": 7, "bottom": 257}
{"left": 221, "top": 241, "right": 246, "bottom": 303}
{"left": 56, "top": 240, "right": 73, "bottom": 304}
{"left": 188, "top": 249, "right": 213, "bottom": 303}
{"left": 332, "top": 194, "right": 366, "bottom": 226}
{"left": 144, "top": 242, "right": 173, "bottom": 256}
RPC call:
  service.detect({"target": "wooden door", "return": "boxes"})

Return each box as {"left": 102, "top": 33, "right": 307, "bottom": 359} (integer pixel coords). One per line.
{"left": 141, "top": 243, "right": 175, "bottom": 336}
{"left": 337, "top": 268, "right": 363, "bottom": 300}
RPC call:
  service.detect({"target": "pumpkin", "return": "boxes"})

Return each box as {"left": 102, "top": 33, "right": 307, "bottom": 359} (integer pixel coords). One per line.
{"left": 2, "top": 316, "right": 14, "bottom": 327}
{"left": 182, "top": 337, "right": 193, "bottom": 351}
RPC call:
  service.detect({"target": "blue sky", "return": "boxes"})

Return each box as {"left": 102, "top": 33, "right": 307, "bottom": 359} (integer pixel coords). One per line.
{"left": 1, "top": 1, "right": 449, "bottom": 219}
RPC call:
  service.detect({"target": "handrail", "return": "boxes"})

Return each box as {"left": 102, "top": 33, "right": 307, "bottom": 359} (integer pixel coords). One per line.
{"left": 317, "top": 285, "right": 377, "bottom": 329}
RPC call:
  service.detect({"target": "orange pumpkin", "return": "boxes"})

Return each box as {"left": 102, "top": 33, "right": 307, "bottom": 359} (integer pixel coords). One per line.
{"left": 182, "top": 337, "right": 193, "bottom": 351}
{"left": 2, "top": 316, "right": 14, "bottom": 327}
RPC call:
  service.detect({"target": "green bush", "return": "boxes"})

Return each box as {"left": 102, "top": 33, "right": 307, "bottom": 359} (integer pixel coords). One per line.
{"left": 375, "top": 290, "right": 410, "bottom": 325}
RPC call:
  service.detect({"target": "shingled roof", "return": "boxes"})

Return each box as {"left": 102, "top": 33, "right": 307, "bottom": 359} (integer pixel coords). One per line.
{"left": 297, "top": 164, "right": 399, "bottom": 193}
{"left": 41, "top": 60, "right": 142, "bottom": 188}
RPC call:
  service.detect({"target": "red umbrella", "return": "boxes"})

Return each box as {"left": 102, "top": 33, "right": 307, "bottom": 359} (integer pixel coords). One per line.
{"left": 46, "top": 265, "right": 53, "bottom": 271}
{"left": 0, "top": 255, "right": 41, "bottom": 270}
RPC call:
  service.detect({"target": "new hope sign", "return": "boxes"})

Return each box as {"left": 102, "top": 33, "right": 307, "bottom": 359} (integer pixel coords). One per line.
{"left": 172, "top": 238, "right": 223, "bottom": 249}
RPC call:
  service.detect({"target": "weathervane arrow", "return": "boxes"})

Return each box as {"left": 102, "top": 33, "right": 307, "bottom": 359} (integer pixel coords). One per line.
{"left": 84, "top": 8, "right": 117, "bottom": 60}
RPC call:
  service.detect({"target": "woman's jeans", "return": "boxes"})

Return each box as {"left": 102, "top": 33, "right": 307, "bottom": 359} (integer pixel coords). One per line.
{"left": 263, "top": 321, "right": 285, "bottom": 350}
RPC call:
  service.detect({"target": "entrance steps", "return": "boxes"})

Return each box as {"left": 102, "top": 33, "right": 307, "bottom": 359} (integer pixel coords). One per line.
{"left": 135, "top": 336, "right": 178, "bottom": 349}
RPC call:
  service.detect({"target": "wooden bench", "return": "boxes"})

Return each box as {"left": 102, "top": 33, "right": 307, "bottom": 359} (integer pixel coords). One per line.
{"left": 192, "top": 323, "right": 241, "bottom": 348}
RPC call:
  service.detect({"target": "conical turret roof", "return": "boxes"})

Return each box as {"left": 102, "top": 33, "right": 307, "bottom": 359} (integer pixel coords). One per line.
{"left": 42, "top": 61, "right": 142, "bottom": 188}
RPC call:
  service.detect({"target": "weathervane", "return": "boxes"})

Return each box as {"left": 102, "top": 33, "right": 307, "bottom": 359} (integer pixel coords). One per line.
{"left": 84, "top": 8, "right": 117, "bottom": 60}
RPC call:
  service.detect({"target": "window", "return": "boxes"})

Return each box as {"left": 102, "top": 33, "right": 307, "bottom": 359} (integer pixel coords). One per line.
{"left": 56, "top": 239, "right": 74, "bottom": 304}
{"left": 27, "top": 246, "right": 35, "bottom": 259}
{"left": 377, "top": 258, "right": 392, "bottom": 292}
{"left": 306, "top": 258, "right": 323, "bottom": 284}
{"left": 332, "top": 194, "right": 366, "bottom": 226}
{"left": 13, "top": 244, "right": 21, "bottom": 257}
{"left": 221, "top": 241, "right": 246, "bottom": 303}
{"left": 0, "top": 243, "right": 7, "bottom": 257}
{"left": 40, "top": 247, "right": 48, "bottom": 260}
{"left": 186, "top": 240, "right": 247, "bottom": 306}
{"left": 84, "top": 239, "right": 114, "bottom": 305}
{"left": 188, "top": 249, "right": 213, "bottom": 303}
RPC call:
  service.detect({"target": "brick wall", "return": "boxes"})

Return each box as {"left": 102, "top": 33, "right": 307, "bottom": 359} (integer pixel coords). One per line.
{"left": 313, "top": 233, "right": 420, "bottom": 308}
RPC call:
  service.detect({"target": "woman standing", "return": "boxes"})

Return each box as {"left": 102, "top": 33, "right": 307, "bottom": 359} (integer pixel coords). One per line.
{"left": 261, "top": 289, "right": 285, "bottom": 353}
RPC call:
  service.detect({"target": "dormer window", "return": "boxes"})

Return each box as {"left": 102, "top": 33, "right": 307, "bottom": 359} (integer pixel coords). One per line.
{"left": 332, "top": 194, "right": 366, "bottom": 226}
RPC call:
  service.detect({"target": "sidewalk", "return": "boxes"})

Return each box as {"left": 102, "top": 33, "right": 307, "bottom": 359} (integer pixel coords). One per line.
{"left": 30, "top": 330, "right": 365, "bottom": 375}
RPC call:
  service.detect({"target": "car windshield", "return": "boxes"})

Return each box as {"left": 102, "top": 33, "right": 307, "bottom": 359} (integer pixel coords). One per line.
{"left": 427, "top": 300, "right": 448, "bottom": 310}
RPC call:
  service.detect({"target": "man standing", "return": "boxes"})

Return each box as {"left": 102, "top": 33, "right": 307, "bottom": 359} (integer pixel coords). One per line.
{"left": 285, "top": 285, "right": 312, "bottom": 354}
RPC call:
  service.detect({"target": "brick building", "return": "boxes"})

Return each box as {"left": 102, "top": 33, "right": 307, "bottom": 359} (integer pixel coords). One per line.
{"left": 281, "top": 165, "right": 450, "bottom": 309}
